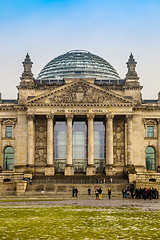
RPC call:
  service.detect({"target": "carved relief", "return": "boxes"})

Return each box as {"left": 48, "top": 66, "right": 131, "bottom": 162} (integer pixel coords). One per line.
{"left": 48, "top": 83, "right": 122, "bottom": 104}
{"left": 113, "top": 117, "right": 125, "bottom": 165}
{"left": 35, "top": 116, "right": 47, "bottom": 165}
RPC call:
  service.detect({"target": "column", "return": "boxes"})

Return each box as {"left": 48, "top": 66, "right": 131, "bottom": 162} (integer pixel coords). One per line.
{"left": 65, "top": 114, "right": 74, "bottom": 175}
{"left": 87, "top": 115, "right": 94, "bottom": 165}
{"left": 157, "top": 119, "right": 160, "bottom": 170}
{"left": 106, "top": 114, "right": 114, "bottom": 165}
{"left": 45, "top": 114, "right": 55, "bottom": 176}
{"left": 47, "top": 114, "right": 54, "bottom": 165}
{"left": 86, "top": 114, "right": 95, "bottom": 175}
{"left": 126, "top": 115, "right": 133, "bottom": 166}
{"left": 27, "top": 115, "right": 35, "bottom": 166}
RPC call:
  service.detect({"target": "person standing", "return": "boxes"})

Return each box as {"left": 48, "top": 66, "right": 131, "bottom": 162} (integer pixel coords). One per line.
{"left": 72, "top": 187, "right": 75, "bottom": 197}
{"left": 98, "top": 188, "right": 102, "bottom": 200}
{"left": 122, "top": 188, "right": 125, "bottom": 198}
{"left": 75, "top": 187, "right": 78, "bottom": 197}
{"left": 88, "top": 188, "right": 91, "bottom": 195}
{"left": 95, "top": 188, "right": 99, "bottom": 200}
{"left": 108, "top": 188, "right": 111, "bottom": 199}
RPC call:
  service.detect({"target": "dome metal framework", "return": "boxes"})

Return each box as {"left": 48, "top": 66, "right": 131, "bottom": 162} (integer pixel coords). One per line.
{"left": 36, "top": 50, "right": 122, "bottom": 84}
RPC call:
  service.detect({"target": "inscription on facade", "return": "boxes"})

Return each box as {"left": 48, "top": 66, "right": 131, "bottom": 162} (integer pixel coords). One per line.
{"left": 56, "top": 109, "right": 105, "bottom": 114}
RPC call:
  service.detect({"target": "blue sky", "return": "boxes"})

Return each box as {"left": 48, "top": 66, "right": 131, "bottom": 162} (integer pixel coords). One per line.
{"left": 0, "top": 0, "right": 160, "bottom": 98}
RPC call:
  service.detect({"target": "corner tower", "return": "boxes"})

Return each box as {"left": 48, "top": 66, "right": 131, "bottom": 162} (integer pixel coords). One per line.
{"left": 124, "top": 54, "right": 142, "bottom": 102}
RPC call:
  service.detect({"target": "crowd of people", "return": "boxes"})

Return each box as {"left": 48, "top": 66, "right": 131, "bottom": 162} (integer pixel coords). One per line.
{"left": 122, "top": 187, "right": 159, "bottom": 200}
{"left": 72, "top": 185, "right": 159, "bottom": 200}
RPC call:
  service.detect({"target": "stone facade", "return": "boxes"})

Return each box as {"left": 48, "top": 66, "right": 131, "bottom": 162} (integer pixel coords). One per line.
{"left": 0, "top": 51, "right": 160, "bottom": 184}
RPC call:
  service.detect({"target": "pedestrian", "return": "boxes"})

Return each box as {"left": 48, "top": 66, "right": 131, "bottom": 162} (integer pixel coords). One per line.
{"left": 72, "top": 187, "right": 75, "bottom": 197}
{"left": 98, "top": 188, "right": 102, "bottom": 200}
{"left": 124, "top": 189, "right": 127, "bottom": 198}
{"left": 130, "top": 187, "right": 134, "bottom": 199}
{"left": 95, "top": 188, "right": 99, "bottom": 200}
{"left": 75, "top": 187, "right": 78, "bottom": 197}
{"left": 108, "top": 188, "right": 111, "bottom": 199}
{"left": 122, "top": 188, "right": 125, "bottom": 198}
{"left": 88, "top": 188, "right": 91, "bottom": 195}
{"left": 109, "top": 177, "right": 112, "bottom": 184}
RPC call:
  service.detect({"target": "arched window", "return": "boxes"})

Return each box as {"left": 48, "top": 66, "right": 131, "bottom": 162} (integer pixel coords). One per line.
{"left": 4, "top": 146, "right": 14, "bottom": 170}
{"left": 145, "top": 146, "right": 155, "bottom": 170}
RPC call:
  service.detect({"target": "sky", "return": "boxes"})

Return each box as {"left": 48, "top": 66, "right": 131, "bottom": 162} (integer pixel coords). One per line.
{"left": 0, "top": 0, "right": 160, "bottom": 99}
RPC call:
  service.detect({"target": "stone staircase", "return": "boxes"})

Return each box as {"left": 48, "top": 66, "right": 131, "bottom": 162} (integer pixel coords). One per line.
{"left": 25, "top": 174, "right": 131, "bottom": 198}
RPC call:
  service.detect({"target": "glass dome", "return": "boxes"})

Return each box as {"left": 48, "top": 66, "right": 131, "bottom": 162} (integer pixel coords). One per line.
{"left": 36, "top": 50, "right": 121, "bottom": 84}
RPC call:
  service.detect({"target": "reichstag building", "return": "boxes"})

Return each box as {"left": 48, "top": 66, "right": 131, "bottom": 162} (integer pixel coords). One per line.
{"left": 1, "top": 50, "right": 160, "bottom": 181}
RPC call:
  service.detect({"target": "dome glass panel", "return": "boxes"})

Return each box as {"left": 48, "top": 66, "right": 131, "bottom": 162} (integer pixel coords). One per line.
{"left": 36, "top": 50, "right": 121, "bottom": 84}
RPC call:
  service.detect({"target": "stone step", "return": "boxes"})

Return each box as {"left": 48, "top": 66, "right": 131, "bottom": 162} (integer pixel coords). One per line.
{"left": 26, "top": 183, "right": 132, "bottom": 198}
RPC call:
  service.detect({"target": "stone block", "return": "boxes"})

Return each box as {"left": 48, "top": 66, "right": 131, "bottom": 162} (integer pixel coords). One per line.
{"left": 45, "top": 166, "right": 55, "bottom": 176}
{"left": 65, "top": 165, "right": 74, "bottom": 176}
{"left": 86, "top": 165, "right": 96, "bottom": 176}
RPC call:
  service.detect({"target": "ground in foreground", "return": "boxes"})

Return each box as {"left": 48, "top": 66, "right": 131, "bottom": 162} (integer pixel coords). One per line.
{"left": 0, "top": 202, "right": 159, "bottom": 239}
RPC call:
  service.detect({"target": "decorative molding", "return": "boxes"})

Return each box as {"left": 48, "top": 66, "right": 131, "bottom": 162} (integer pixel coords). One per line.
{"left": 2, "top": 118, "right": 17, "bottom": 126}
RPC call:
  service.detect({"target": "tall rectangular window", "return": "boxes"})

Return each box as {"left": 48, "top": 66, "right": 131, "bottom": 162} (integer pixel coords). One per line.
{"left": 54, "top": 121, "right": 67, "bottom": 159}
{"left": 6, "top": 126, "right": 12, "bottom": 138}
{"left": 147, "top": 126, "right": 154, "bottom": 138}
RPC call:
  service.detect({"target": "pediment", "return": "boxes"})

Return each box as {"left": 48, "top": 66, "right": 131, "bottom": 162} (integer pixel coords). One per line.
{"left": 27, "top": 80, "right": 134, "bottom": 106}
{"left": 2, "top": 118, "right": 17, "bottom": 125}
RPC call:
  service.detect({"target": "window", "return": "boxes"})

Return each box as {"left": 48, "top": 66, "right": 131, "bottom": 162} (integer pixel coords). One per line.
{"left": 94, "top": 121, "right": 105, "bottom": 159}
{"left": 145, "top": 146, "right": 155, "bottom": 170}
{"left": 54, "top": 121, "right": 67, "bottom": 159}
{"left": 4, "top": 146, "right": 14, "bottom": 170}
{"left": 147, "top": 126, "right": 154, "bottom": 138}
{"left": 6, "top": 126, "right": 12, "bottom": 138}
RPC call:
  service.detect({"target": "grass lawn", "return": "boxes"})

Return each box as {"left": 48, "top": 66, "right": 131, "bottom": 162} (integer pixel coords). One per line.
{"left": 0, "top": 205, "right": 159, "bottom": 239}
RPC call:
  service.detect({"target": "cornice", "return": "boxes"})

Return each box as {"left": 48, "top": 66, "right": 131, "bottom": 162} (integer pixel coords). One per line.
{"left": 26, "top": 102, "right": 133, "bottom": 107}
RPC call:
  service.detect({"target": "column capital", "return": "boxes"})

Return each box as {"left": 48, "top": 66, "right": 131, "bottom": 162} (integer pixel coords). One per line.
{"left": 27, "top": 114, "right": 35, "bottom": 121}
{"left": 106, "top": 114, "right": 114, "bottom": 119}
{"left": 87, "top": 114, "right": 95, "bottom": 120}
{"left": 157, "top": 118, "right": 160, "bottom": 124}
{"left": 46, "top": 114, "right": 54, "bottom": 119}
{"left": 126, "top": 114, "right": 133, "bottom": 121}
{"left": 66, "top": 114, "right": 73, "bottom": 120}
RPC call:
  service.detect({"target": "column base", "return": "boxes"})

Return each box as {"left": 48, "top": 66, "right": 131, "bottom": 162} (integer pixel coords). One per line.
{"left": 86, "top": 165, "right": 96, "bottom": 176}
{"left": 65, "top": 165, "right": 74, "bottom": 176}
{"left": 45, "top": 165, "right": 55, "bottom": 176}
{"left": 157, "top": 166, "right": 160, "bottom": 173}
{"left": 105, "top": 164, "right": 115, "bottom": 176}
{"left": 124, "top": 164, "right": 136, "bottom": 174}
